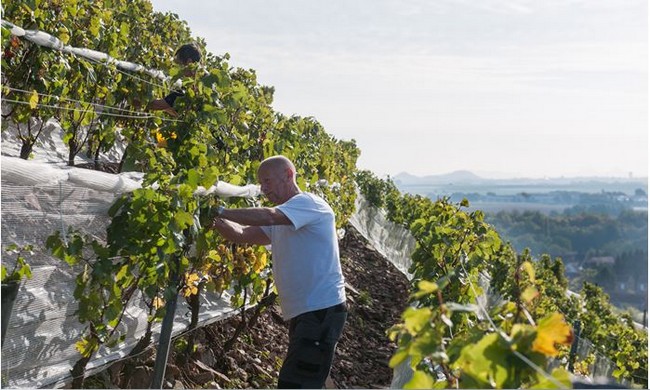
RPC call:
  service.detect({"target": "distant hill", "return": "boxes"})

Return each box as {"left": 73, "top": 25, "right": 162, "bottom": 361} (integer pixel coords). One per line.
{"left": 392, "top": 171, "right": 648, "bottom": 188}
{"left": 393, "top": 170, "right": 486, "bottom": 185}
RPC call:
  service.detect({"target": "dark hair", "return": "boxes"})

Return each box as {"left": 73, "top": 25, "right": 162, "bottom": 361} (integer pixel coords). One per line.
{"left": 175, "top": 43, "right": 201, "bottom": 64}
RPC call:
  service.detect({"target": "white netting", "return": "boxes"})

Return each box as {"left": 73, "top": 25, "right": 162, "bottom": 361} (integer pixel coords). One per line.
{"left": 0, "top": 120, "right": 260, "bottom": 387}
{"left": 348, "top": 195, "right": 415, "bottom": 279}
{"left": 346, "top": 195, "right": 416, "bottom": 389}
{"left": 2, "top": 20, "right": 167, "bottom": 81}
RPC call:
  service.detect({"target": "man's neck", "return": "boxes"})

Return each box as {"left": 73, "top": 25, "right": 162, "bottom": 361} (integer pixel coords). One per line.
{"left": 281, "top": 187, "right": 302, "bottom": 204}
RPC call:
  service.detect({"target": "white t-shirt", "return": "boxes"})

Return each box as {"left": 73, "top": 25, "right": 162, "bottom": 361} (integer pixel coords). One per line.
{"left": 260, "top": 192, "right": 346, "bottom": 320}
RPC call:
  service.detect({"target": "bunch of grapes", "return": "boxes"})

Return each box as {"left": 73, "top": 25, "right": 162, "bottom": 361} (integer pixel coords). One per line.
{"left": 178, "top": 242, "right": 269, "bottom": 301}
{"left": 205, "top": 244, "right": 234, "bottom": 294}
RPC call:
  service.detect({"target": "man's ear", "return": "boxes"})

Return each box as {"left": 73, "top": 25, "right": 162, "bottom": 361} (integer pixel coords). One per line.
{"left": 285, "top": 167, "right": 294, "bottom": 180}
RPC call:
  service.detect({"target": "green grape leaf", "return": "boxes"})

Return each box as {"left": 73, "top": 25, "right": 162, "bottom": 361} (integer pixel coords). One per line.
{"left": 530, "top": 367, "right": 572, "bottom": 389}
{"left": 174, "top": 211, "right": 194, "bottom": 230}
{"left": 403, "top": 307, "right": 432, "bottom": 334}
{"left": 388, "top": 348, "right": 409, "bottom": 369}
{"left": 455, "top": 333, "right": 510, "bottom": 388}
{"left": 28, "top": 90, "right": 39, "bottom": 109}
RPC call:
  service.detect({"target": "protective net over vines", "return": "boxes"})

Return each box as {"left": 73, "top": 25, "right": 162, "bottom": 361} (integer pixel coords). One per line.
{"left": 1, "top": 125, "right": 260, "bottom": 388}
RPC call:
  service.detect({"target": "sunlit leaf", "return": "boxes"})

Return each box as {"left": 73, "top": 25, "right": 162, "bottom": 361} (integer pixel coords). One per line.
{"left": 187, "top": 169, "right": 200, "bottom": 187}
{"left": 455, "top": 333, "right": 510, "bottom": 388}
{"left": 532, "top": 313, "right": 573, "bottom": 357}
{"left": 28, "top": 90, "right": 39, "bottom": 109}
{"left": 75, "top": 337, "right": 98, "bottom": 358}
{"left": 174, "top": 211, "right": 194, "bottom": 229}
{"left": 521, "top": 286, "right": 539, "bottom": 304}
{"left": 403, "top": 307, "right": 432, "bottom": 334}
{"left": 530, "top": 367, "right": 572, "bottom": 389}
{"left": 412, "top": 280, "right": 438, "bottom": 299}
{"left": 152, "top": 296, "right": 165, "bottom": 310}
{"left": 520, "top": 260, "right": 536, "bottom": 282}
{"left": 388, "top": 348, "right": 409, "bottom": 368}
{"left": 115, "top": 264, "right": 129, "bottom": 282}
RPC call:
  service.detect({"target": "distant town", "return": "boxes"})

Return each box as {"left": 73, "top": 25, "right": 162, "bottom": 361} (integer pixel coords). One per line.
{"left": 393, "top": 170, "right": 648, "bottom": 214}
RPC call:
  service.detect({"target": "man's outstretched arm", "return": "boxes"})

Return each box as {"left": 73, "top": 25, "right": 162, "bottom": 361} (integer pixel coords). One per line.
{"left": 218, "top": 207, "right": 292, "bottom": 227}
{"left": 211, "top": 218, "right": 271, "bottom": 245}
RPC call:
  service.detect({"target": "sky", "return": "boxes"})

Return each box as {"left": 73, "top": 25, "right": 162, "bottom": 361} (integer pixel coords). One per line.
{"left": 149, "top": 0, "right": 648, "bottom": 179}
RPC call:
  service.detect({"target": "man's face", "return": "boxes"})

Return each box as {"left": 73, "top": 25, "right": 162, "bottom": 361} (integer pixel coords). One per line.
{"left": 257, "top": 165, "right": 288, "bottom": 205}
{"left": 174, "top": 55, "right": 196, "bottom": 77}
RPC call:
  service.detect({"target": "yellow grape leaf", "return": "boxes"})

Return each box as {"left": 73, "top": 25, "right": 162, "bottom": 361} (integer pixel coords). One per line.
{"left": 403, "top": 307, "right": 432, "bottom": 334}
{"left": 75, "top": 337, "right": 98, "bottom": 358}
{"left": 200, "top": 261, "right": 213, "bottom": 273}
{"left": 152, "top": 296, "right": 165, "bottom": 309}
{"left": 413, "top": 280, "right": 438, "bottom": 299}
{"left": 182, "top": 284, "right": 198, "bottom": 297}
{"left": 520, "top": 261, "right": 535, "bottom": 282}
{"left": 521, "top": 286, "right": 539, "bottom": 304}
{"left": 253, "top": 252, "right": 268, "bottom": 273}
{"left": 207, "top": 249, "right": 221, "bottom": 262}
{"left": 185, "top": 273, "right": 200, "bottom": 285}
{"left": 532, "top": 313, "right": 573, "bottom": 357}
{"left": 388, "top": 348, "right": 409, "bottom": 369}
{"left": 155, "top": 131, "right": 167, "bottom": 147}
{"left": 59, "top": 31, "right": 70, "bottom": 44}
{"left": 29, "top": 90, "right": 39, "bottom": 109}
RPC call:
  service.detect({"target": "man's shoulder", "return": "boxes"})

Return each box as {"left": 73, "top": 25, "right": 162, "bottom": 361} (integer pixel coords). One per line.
{"left": 284, "top": 191, "right": 312, "bottom": 203}
{"left": 294, "top": 192, "right": 330, "bottom": 207}
{"left": 281, "top": 192, "right": 332, "bottom": 214}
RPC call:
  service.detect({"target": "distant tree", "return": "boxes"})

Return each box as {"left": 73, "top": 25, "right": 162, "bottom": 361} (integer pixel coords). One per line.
{"left": 594, "top": 266, "right": 616, "bottom": 291}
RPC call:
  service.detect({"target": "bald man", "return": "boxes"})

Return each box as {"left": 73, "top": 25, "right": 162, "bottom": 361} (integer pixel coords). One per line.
{"left": 211, "top": 155, "right": 347, "bottom": 389}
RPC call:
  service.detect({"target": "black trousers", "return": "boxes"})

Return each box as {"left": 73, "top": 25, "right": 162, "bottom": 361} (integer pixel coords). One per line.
{"left": 278, "top": 302, "right": 348, "bottom": 389}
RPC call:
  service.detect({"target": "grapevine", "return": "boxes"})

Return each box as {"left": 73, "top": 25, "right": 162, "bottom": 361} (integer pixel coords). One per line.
{"left": 356, "top": 170, "right": 647, "bottom": 388}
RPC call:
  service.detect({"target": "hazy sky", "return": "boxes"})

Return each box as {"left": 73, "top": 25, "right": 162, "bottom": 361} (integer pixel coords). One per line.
{"left": 150, "top": 0, "right": 647, "bottom": 178}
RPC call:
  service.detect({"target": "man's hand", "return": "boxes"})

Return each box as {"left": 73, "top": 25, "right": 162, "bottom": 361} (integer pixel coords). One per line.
{"left": 211, "top": 217, "right": 228, "bottom": 230}
{"left": 211, "top": 217, "right": 271, "bottom": 245}
{"left": 147, "top": 99, "right": 179, "bottom": 117}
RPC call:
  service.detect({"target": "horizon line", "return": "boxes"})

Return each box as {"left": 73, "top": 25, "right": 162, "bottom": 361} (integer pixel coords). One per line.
{"left": 390, "top": 170, "right": 649, "bottom": 181}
